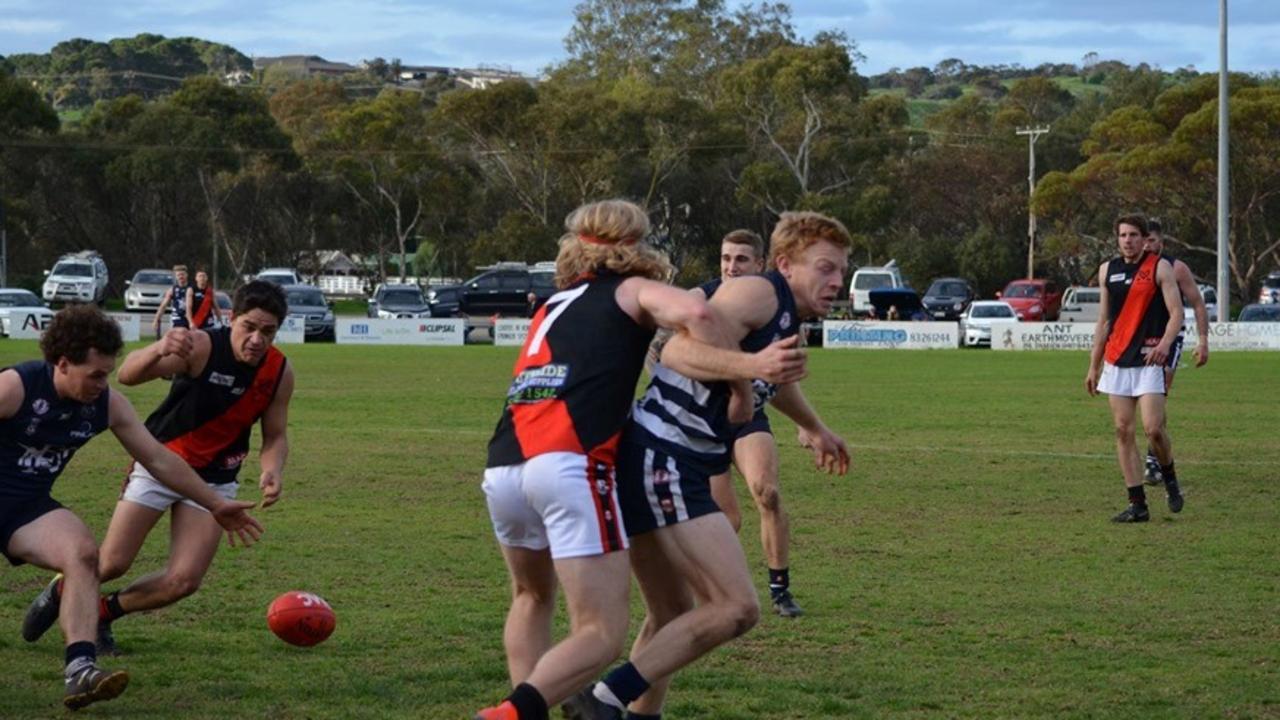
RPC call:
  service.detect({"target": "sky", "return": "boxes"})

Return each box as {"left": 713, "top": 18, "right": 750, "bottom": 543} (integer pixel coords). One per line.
{"left": 1, "top": 0, "right": 1277, "bottom": 77}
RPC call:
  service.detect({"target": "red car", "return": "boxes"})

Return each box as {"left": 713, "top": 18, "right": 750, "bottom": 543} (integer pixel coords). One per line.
{"left": 998, "top": 279, "right": 1062, "bottom": 321}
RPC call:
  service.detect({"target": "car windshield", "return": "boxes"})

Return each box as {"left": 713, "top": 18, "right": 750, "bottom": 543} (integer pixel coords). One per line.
{"left": 1240, "top": 305, "right": 1280, "bottom": 321}
{"left": 286, "top": 290, "right": 325, "bottom": 307}
{"left": 1074, "top": 290, "right": 1100, "bottom": 304}
{"left": 854, "top": 273, "right": 894, "bottom": 290}
{"left": 134, "top": 272, "right": 173, "bottom": 285}
{"left": 928, "top": 281, "right": 968, "bottom": 296}
{"left": 0, "top": 291, "right": 41, "bottom": 307}
{"left": 381, "top": 289, "right": 424, "bottom": 304}
{"left": 260, "top": 273, "right": 295, "bottom": 285}
{"left": 52, "top": 262, "right": 93, "bottom": 277}
{"left": 971, "top": 305, "right": 1014, "bottom": 318}
{"left": 1003, "top": 284, "right": 1041, "bottom": 298}
{"left": 1201, "top": 288, "right": 1217, "bottom": 304}
{"left": 1263, "top": 276, "right": 1280, "bottom": 289}
{"left": 531, "top": 272, "right": 555, "bottom": 289}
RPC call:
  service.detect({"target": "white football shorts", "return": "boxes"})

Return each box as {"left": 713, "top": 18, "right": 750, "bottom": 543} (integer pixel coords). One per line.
{"left": 1097, "top": 363, "right": 1167, "bottom": 397}
{"left": 482, "top": 451, "right": 628, "bottom": 559}
{"left": 121, "top": 463, "right": 239, "bottom": 513}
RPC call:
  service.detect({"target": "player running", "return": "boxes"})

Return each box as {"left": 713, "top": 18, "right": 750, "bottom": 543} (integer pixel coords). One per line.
{"left": 184, "top": 268, "right": 223, "bottom": 330}
{"left": 6, "top": 305, "right": 262, "bottom": 709}
{"left": 152, "top": 264, "right": 190, "bottom": 338}
{"left": 22, "top": 281, "right": 292, "bottom": 656}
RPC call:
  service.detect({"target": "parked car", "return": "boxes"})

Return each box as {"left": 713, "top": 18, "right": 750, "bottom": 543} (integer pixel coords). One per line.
{"left": 1259, "top": 271, "right": 1280, "bottom": 304}
{"left": 921, "top": 277, "right": 976, "bottom": 321}
{"left": 1238, "top": 303, "right": 1280, "bottom": 322}
{"left": 367, "top": 283, "right": 432, "bottom": 318}
{"left": 215, "top": 291, "right": 231, "bottom": 326}
{"left": 1060, "top": 285, "right": 1101, "bottom": 323}
{"left": 961, "top": 300, "right": 1019, "bottom": 347}
{"left": 998, "top": 279, "right": 1062, "bottom": 321}
{"left": 433, "top": 262, "right": 557, "bottom": 317}
{"left": 282, "top": 284, "right": 334, "bottom": 341}
{"left": 1196, "top": 284, "right": 1218, "bottom": 323}
{"left": 849, "top": 260, "right": 905, "bottom": 317}
{"left": 0, "top": 289, "right": 54, "bottom": 337}
{"left": 868, "top": 287, "right": 927, "bottom": 321}
{"left": 425, "top": 285, "right": 462, "bottom": 317}
{"left": 124, "top": 269, "right": 175, "bottom": 312}
{"left": 257, "top": 268, "right": 305, "bottom": 286}
{"left": 42, "top": 251, "right": 109, "bottom": 306}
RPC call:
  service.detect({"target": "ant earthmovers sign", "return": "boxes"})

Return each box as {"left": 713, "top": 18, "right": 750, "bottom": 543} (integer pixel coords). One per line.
{"left": 822, "top": 321, "right": 959, "bottom": 349}
{"left": 993, "top": 321, "right": 1280, "bottom": 351}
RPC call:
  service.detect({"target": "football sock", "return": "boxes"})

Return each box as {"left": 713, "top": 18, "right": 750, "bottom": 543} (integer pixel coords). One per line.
{"left": 505, "top": 683, "right": 548, "bottom": 720}
{"left": 1161, "top": 461, "right": 1177, "bottom": 480}
{"left": 99, "top": 592, "right": 127, "bottom": 622}
{"left": 65, "top": 641, "right": 96, "bottom": 677}
{"left": 598, "top": 662, "right": 650, "bottom": 708}
{"left": 768, "top": 567, "right": 790, "bottom": 598}
{"left": 1127, "top": 485, "right": 1147, "bottom": 506}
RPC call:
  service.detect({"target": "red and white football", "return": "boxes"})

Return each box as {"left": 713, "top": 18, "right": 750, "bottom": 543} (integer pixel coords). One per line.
{"left": 267, "top": 591, "right": 336, "bottom": 647}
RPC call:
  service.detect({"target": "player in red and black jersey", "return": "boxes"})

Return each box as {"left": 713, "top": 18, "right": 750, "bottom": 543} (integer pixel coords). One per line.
{"left": 475, "top": 200, "right": 806, "bottom": 720}
{"left": 23, "top": 281, "right": 294, "bottom": 655}
{"left": 1085, "top": 214, "right": 1186, "bottom": 523}
{"left": 184, "top": 268, "right": 222, "bottom": 330}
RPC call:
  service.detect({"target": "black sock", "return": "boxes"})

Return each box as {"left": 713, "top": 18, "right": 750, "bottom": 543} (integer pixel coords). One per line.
{"left": 505, "top": 683, "right": 548, "bottom": 720}
{"left": 768, "top": 567, "right": 789, "bottom": 596}
{"left": 1146, "top": 446, "right": 1156, "bottom": 460}
{"left": 1127, "top": 485, "right": 1147, "bottom": 506}
{"left": 100, "top": 592, "right": 126, "bottom": 622}
{"left": 626, "top": 713, "right": 663, "bottom": 720}
{"left": 1161, "top": 461, "right": 1176, "bottom": 480}
{"left": 602, "top": 662, "right": 651, "bottom": 707}
{"left": 64, "top": 641, "right": 96, "bottom": 676}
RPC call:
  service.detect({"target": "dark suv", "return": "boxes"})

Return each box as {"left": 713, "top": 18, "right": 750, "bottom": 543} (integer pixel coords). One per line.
{"left": 922, "top": 277, "right": 976, "bottom": 321}
{"left": 436, "top": 263, "right": 556, "bottom": 317}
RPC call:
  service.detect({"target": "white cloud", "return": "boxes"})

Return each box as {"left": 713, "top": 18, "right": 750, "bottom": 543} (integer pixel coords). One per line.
{"left": 0, "top": 18, "right": 62, "bottom": 34}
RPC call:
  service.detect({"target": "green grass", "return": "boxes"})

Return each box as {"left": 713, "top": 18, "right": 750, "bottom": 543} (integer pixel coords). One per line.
{"left": 0, "top": 342, "right": 1277, "bottom": 718}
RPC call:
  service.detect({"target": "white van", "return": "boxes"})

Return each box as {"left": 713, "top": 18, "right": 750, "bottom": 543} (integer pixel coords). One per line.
{"left": 849, "top": 260, "right": 905, "bottom": 316}
{"left": 1060, "top": 285, "right": 1101, "bottom": 322}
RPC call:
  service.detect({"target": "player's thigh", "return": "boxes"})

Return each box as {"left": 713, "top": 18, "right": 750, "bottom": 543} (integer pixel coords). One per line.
{"left": 500, "top": 544, "right": 557, "bottom": 600}
{"left": 166, "top": 502, "right": 227, "bottom": 579}
{"left": 1137, "top": 393, "right": 1168, "bottom": 435}
{"left": 6, "top": 507, "right": 96, "bottom": 571}
{"left": 99, "top": 500, "right": 166, "bottom": 569}
{"left": 552, "top": 550, "right": 631, "bottom": 633}
{"left": 648, "top": 513, "right": 753, "bottom": 604}
{"left": 630, "top": 532, "right": 694, "bottom": 621}
{"left": 708, "top": 471, "right": 738, "bottom": 519}
{"left": 733, "top": 431, "right": 780, "bottom": 497}
{"left": 1107, "top": 393, "right": 1138, "bottom": 431}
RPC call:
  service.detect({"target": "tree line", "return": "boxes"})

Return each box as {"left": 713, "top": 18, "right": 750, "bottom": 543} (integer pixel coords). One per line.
{"left": 1, "top": 0, "right": 1277, "bottom": 303}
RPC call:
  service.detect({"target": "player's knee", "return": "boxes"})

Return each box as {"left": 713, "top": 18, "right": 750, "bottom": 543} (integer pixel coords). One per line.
{"left": 753, "top": 483, "right": 782, "bottom": 514}
{"left": 1142, "top": 419, "right": 1166, "bottom": 443}
{"left": 97, "top": 550, "right": 132, "bottom": 581}
{"left": 165, "top": 572, "right": 204, "bottom": 600}
{"left": 512, "top": 577, "right": 556, "bottom": 608}
{"left": 64, "top": 540, "right": 100, "bottom": 578}
{"left": 719, "top": 596, "right": 760, "bottom": 641}
{"left": 1112, "top": 422, "right": 1136, "bottom": 443}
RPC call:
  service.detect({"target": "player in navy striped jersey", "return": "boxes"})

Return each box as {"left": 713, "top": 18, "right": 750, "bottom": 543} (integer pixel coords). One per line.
{"left": 567, "top": 211, "right": 852, "bottom": 720}
{"left": 21, "top": 282, "right": 292, "bottom": 656}
{"left": 7, "top": 306, "right": 262, "bottom": 709}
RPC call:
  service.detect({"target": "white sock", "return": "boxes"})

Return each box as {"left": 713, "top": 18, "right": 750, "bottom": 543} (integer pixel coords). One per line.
{"left": 592, "top": 682, "right": 626, "bottom": 710}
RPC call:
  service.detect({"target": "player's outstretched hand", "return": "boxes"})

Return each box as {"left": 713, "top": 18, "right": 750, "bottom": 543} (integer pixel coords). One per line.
{"left": 1194, "top": 343, "right": 1209, "bottom": 367}
{"left": 754, "top": 335, "right": 807, "bottom": 385}
{"left": 259, "top": 470, "right": 283, "bottom": 508}
{"left": 798, "top": 426, "right": 850, "bottom": 475}
{"left": 1084, "top": 367, "right": 1100, "bottom": 396}
{"left": 159, "top": 327, "right": 194, "bottom": 359}
{"left": 212, "top": 500, "right": 264, "bottom": 547}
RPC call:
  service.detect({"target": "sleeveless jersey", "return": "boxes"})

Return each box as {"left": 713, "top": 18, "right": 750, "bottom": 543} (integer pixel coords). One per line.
{"left": 144, "top": 327, "right": 287, "bottom": 483}
{"left": 487, "top": 272, "right": 655, "bottom": 468}
{"left": 1104, "top": 252, "right": 1171, "bottom": 367}
{"left": 629, "top": 270, "right": 798, "bottom": 474}
{"left": 170, "top": 283, "right": 190, "bottom": 326}
{"left": 0, "top": 361, "right": 110, "bottom": 499}
{"left": 190, "top": 286, "right": 216, "bottom": 328}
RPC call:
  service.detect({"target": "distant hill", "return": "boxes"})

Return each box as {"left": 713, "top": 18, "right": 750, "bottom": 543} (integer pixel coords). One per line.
{"left": 5, "top": 33, "right": 251, "bottom": 109}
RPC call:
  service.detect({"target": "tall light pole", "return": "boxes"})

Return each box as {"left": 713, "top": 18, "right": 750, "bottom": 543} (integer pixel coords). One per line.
{"left": 1017, "top": 125, "right": 1051, "bottom": 279}
{"left": 1216, "top": 0, "right": 1230, "bottom": 321}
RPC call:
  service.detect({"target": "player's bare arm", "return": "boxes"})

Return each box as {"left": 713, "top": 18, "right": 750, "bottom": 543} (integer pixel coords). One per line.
{"left": 0, "top": 368, "right": 24, "bottom": 419}
{"left": 1174, "top": 261, "right": 1210, "bottom": 366}
{"left": 152, "top": 288, "right": 172, "bottom": 329}
{"left": 184, "top": 287, "right": 197, "bottom": 328}
{"left": 770, "top": 381, "right": 850, "bottom": 475}
{"left": 1146, "top": 260, "right": 1185, "bottom": 367}
{"left": 1086, "top": 262, "right": 1111, "bottom": 396}
{"left": 256, "top": 365, "right": 294, "bottom": 507}
{"left": 116, "top": 328, "right": 212, "bottom": 385}
{"left": 107, "top": 390, "right": 263, "bottom": 546}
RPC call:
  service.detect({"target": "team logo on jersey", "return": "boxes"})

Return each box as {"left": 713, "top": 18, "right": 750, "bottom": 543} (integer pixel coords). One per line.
{"left": 25, "top": 419, "right": 39, "bottom": 436}
{"left": 17, "top": 443, "right": 73, "bottom": 475}
{"left": 779, "top": 311, "right": 792, "bottom": 330}
{"left": 32, "top": 399, "right": 49, "bottom": 416}
{"left": 80, "top": 405, "right": 96, "bottom": 418}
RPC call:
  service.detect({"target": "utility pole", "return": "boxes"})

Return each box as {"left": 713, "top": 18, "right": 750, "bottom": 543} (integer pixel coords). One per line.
{"left": 1017, "top": 125, "right": 1050, "bottom": 279}
{"left": 1216, "top": 0, "right": 1230, "bottom": 322}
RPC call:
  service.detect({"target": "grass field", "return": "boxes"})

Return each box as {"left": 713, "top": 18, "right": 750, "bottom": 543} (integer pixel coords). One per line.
{"left": 1, "top": 341, "right": 1277, "bottom": 719}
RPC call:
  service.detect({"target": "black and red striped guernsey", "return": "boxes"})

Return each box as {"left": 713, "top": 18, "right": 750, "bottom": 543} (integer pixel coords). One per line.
{"left": 486, "top": 272, "right": 655, "bottom": 469}
{"left": 190, "top": 287, "right": 216, "bottom": 329}
{"left": 144, "top": 326, "right": 287, "bottom": 483}
{"left": 1104, "top": 251, "right": 1171, "bottom": 367}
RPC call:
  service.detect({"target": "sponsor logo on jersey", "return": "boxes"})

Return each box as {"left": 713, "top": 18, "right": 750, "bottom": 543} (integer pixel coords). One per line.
{"left": 17, "top": 443, "right": 73, "bottom": 475}
{"left": 507, "top": 363, "right": 570, "bottom": 404}
{"left": 221, "top": 450, "right": 248, "bottom": 469}
{"left": 208, "top": 372, "right": 236, "bottom": 387}
{"left": 779, "top": 311, "right": 792, "bottom": 330}
{"left": 1109, "top": 273, "right": 1126, "bottom": 283}
{"left": 69, "top": 422, "right": 96, "bottom": 440}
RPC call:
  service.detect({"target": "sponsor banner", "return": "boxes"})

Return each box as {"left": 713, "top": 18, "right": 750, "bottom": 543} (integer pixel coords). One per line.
{"left": 7, "top": 311, "right": 56, "bottom": 339}
{"left": 277, "top": 316, "right": 306, "bottom": 344}
{"left": 336, "top": 317, "right": 465, "bottom": 346}
{"left": 989, "top": 321, "right": 1095, "bottom": 351}
{"left": 823, "top": 321, "right": 959, "bottom": 349}
{"left": 1185, "top": 322, "right": 1280, "bottom": 351}
{"left": 106, "top": 312, "right": 141, "bottom": 342}
{"left": 494, "top": 318, "right": 532, "bottom": 347}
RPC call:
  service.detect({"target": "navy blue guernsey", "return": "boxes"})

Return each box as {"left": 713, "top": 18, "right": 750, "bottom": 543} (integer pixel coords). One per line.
{"left": 170, "top": 283, "right": 190, "bottom": 326}
{"left": 0, "top": 361, "right": 110, "bottom": 499}
{"left": 628, "top": 270, "right": 798, "bottom": 474}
